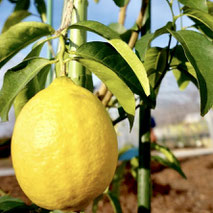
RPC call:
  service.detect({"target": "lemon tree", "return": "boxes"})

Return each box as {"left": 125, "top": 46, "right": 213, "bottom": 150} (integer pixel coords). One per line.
{"left": 0, "top": 0, "right": 213, "bottom": 213}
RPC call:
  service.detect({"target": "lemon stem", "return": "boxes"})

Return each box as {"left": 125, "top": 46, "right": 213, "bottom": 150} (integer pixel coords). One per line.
{"left": 58, "top": 35, "right": 66, "bottom": 77}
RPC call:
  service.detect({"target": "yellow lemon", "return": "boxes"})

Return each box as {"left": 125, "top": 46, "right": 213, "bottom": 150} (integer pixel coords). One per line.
{"left": 11, "top": 77, "right": 118, "bottom": 211}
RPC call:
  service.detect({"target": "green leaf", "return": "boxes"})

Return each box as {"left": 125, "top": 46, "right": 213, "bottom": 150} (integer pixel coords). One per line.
{"left": 0, "top": 58, "right": 55, "bottom": 121}
{"left": 117, "top": 106, "right": 134, "bottom": 130}
{"left": 183, "top": 6, "right": 213, "bottom": 32}
{"left": 70, "top": 21, "right": 150, "bottom": 96}
{"left": 135, "top": 33, "right": 153, "bottom": 61}
{"left": 109, "top": 23, "right": 127, "bottom": 34}
{"left": 106, "top": 192, "right": 122, "bottom": 213}
{"left": 109, "top": 39, "right": 150, "bottom": 96}
{"left": 152, "top": 21, "right": 173, "bottom": 42}
{"left": 178, "top": 0, "right": 208, "bottom": 12}
{"left": 172, "top": 69, "right": 190, "bottom": 90}
{"left": 0, "top": 196, "right": 25, "bottom": 212}
{"left": 0, "top": 21, "right": 54, "bottom": 69}
{"left": 171, "top": 45, "right": 198, "bottom": 89}
{"left": 12, "top": 36, "right": 53, "bottom": 117}
{"left": 14, "top": 0, "right": 30, "bottom": 11}
{"left": 111, "top": 161, "right": 127, "bottom": 196}
{"left": 169, "top": 30, "right": 213, "bottom": 116}
{"left": 75, "top": 42, "right": 154, "bottom": 110}
{"left": 144, "top": 47, "right": 167, "bottom": 91}
{"left": 135, "top": 22, "right": 173, "bottom": 62}
{"left": 2, "top": 10, "right": 31, "bottom": 33}
{"left": 69, "top": 20, "right": 120, "bottom": 40}
{"left": 194, "top": 22, "right": 213, "bottom": 39}
{"left": 75, "top": 43, "right": 136, "bottom": 116}
{"left": 113, "top": 0, "right": 129, "bottom": 7}
{"left": 151, "top": 143, "right": 186, "bottom": 179}
{"left": 34, "top": 0, "right": 47, "bottom": 22}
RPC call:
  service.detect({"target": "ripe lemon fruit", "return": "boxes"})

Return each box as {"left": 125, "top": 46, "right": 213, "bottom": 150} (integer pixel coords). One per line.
{"left": 12, "top": 77, "right": 118, "bottom": 211}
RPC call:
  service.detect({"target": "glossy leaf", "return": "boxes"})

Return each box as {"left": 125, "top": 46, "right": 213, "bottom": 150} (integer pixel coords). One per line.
{"left": 0, "top": 58, "right": 55, "bottom": 121}
{"left": 75, "top": 43, "right": 136, "bottom": 115}
{"left": 110, "top": 39, "right": 150, "bottom": 96}
{"left": 2, "top": 10, "right": 31, "bottom": 33}
{"left": 70, "top": 21, "right": 150, "bottom": 96}
{"left": 113, "top": 0, "right": 129, "bottom": 7}
{"left": 69, "top": 20, "right": 120, "bottom": 40}
{"left": 34, "top": 0, "right": 47, "bottom": 22}
{"left": 75, "top": 42, "right": 154, "bottom": 111}
{"left": 169, "top": 30, "right": 213, "bottom": 116}
{"left": 183, "top": 6, "right": 213, "bottom": 32}
{"left": 151, "top": 143, "right": 186, "bottom": 179}
{"left": 178, "top": 0, "right": 208, "bottom": 12}
{"left": 106, "top": 192, "right": 122, "bottom": 213}
{"left": 0, "top": 21, "right": 54, "bottom": 69}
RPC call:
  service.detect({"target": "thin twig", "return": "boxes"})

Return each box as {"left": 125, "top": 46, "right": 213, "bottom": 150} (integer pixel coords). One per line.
{"left": 118, "top": 0, "right": 130, "bottom": 25}
{"left": 128, "top": 0, "right": 149, "bottom": 48}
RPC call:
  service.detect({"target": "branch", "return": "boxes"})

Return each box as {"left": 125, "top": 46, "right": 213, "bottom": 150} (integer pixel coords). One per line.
{"left": 128, "top": 0, "right": 149, "bottom": 49}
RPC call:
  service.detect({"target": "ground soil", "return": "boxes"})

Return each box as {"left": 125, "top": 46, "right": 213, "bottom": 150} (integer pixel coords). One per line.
{"left": 1, "top": 154, "right": 213, "bottom": 213}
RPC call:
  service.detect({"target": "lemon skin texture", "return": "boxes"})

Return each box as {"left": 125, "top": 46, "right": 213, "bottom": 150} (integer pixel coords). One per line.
{"left": 11, "top": 77, "right": 118, "bottom": 211}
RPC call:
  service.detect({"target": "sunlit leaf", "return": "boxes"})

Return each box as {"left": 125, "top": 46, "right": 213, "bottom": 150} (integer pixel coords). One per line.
{"left": 69, "top": 20, "right": 120, "bottom": 40}
{"left": 75, "top": 45, "right": 136, "bottom": 115}
{"left": 178, "top": 0, "right": 208, "bottom": 12}
{"left": 2, "top": 10, "right": 31, "bottom": 33}
{"left": 169, "top": 30, "right": 213, "bottom": 116}
{"left": 0, "top": 58, "right": 55, "bottom": 121}
{"left": 0, "top": 21, "right": 54, "bottom": 69}
{"left": 151, "top": 143, "right": 186, "bottom": 179}
{"left": 70, "top": 21, "right": 150, "bottom": 96}
{"left": 109, "top": 39, "right": 150, "bottom": 96}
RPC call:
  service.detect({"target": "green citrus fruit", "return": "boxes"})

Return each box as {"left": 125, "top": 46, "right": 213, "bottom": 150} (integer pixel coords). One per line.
{"left": 12, "top": 77, "right": 118, "bottom": 211}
